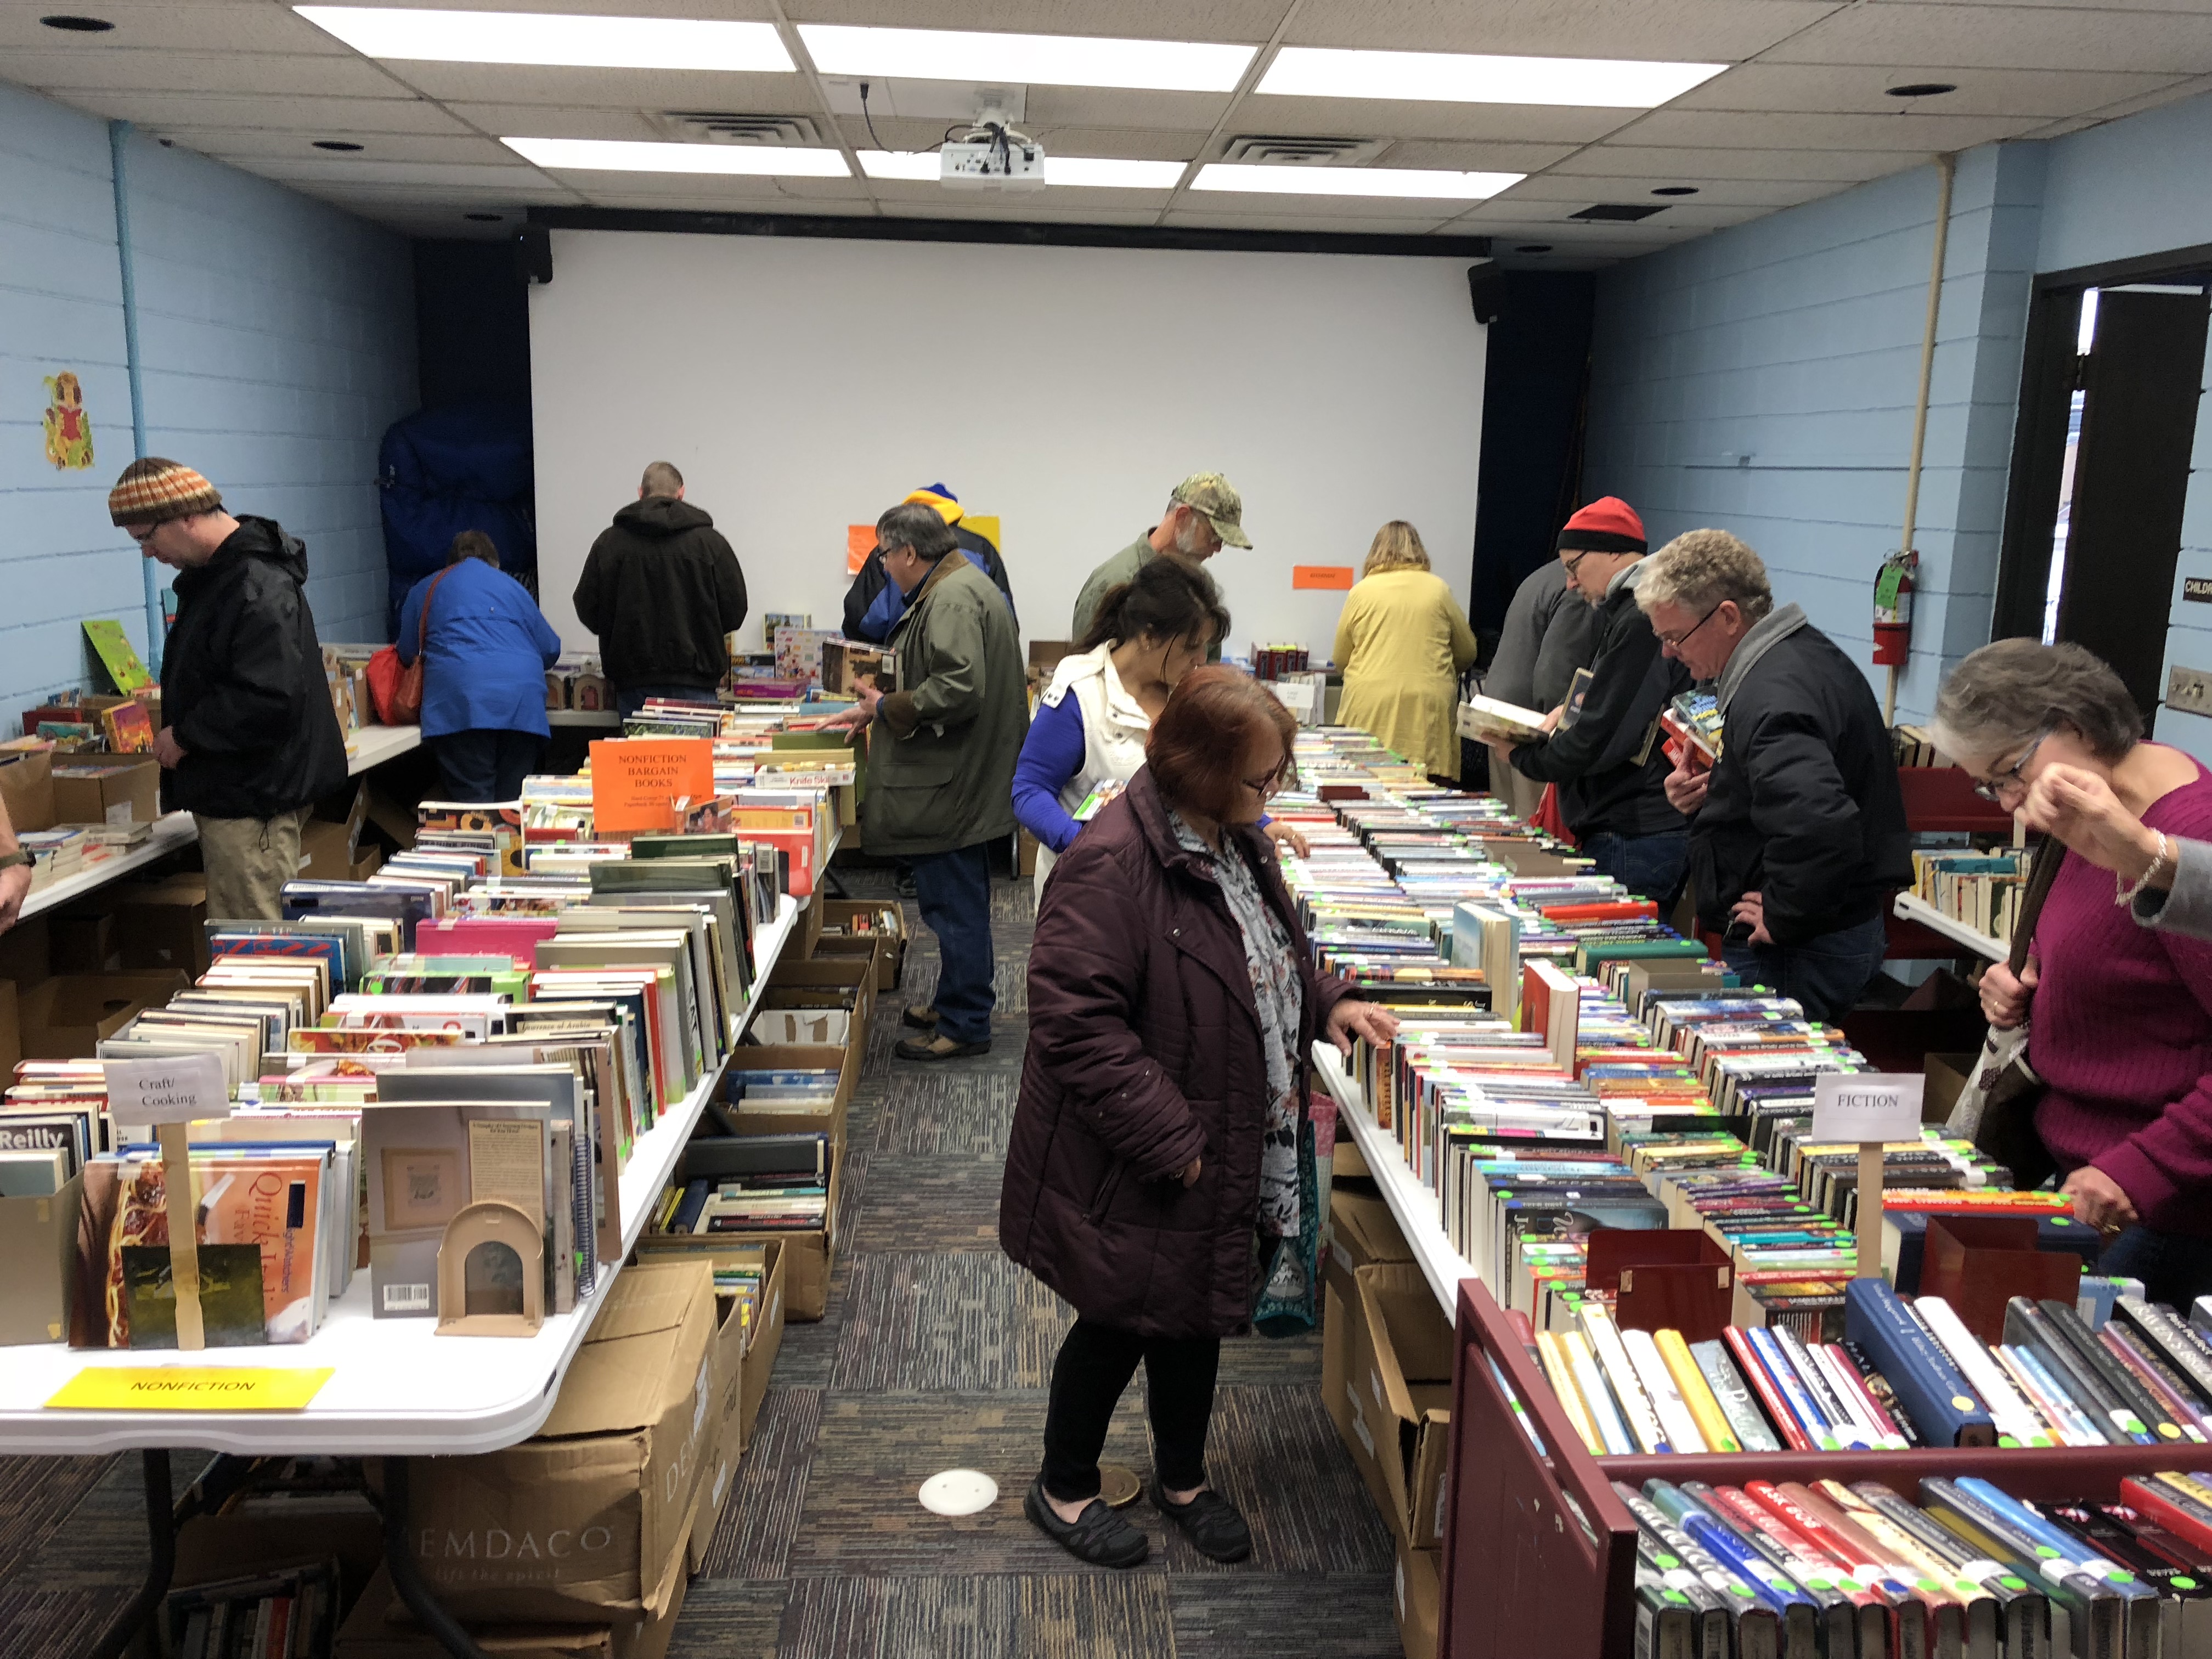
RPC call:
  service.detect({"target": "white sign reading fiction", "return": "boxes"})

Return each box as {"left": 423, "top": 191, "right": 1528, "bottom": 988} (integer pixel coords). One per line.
{"left": 1809, "top": 1071, "right": 1926, "bottom": 1146}
{"left": 100, "top": 1053, "right": 231, "bottom": 1125}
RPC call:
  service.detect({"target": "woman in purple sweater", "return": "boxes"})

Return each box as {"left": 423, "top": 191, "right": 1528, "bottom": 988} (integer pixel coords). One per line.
{"left": 1935, "top": 640, "right": 2212, "bottom": 1307}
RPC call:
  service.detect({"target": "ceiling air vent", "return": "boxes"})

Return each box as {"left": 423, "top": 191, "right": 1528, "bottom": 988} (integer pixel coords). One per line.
{"left": 654, "top": 111, "right": 827, "bottom": 146}
{"left": 1570, "top": 202, "right": 1667, "bottom": 222}
{"left": 1220, "top": 133, "right": 1387, "bottom": 166}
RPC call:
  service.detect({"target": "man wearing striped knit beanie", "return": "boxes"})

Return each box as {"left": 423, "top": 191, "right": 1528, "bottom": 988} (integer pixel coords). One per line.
{"left": 110, "top": 457, "right": 347, "bottom": 921}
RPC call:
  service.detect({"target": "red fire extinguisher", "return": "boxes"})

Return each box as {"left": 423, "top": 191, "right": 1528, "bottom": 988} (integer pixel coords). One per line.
{"left": 1873, "top": 549, "right": 1917, "bottom": 667}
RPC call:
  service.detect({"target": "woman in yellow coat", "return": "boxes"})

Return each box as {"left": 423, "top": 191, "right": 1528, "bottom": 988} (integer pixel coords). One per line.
{"left": 1333, "top": 521, "right": 1480, "bottom": 781}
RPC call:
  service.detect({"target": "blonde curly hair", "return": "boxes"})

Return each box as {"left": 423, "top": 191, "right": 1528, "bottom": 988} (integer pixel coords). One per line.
{"left": 1635, "top": 528, "right": 1773, "bottom": 624}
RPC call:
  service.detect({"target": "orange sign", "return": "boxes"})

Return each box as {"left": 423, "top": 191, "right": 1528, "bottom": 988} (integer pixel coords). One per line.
{"left": 847, "top": 524, "right": 876, "bottom": 575}
{"left": 589, "top": 738, "right": 715, "bottom": 836}
{"left": 1293, "top": 565, "right": 1355, "bottom": 591}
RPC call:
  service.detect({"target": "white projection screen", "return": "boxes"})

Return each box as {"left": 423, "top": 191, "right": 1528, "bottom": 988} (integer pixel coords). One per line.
{"left": 530, "top": 229, "right": 1486, "bottom": 660}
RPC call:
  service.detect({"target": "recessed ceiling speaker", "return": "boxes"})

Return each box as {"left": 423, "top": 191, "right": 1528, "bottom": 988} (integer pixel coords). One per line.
{"left": 516, "top": 223, "right": 552, "bottom": 286}
{"left": 1468, "top": 262, "right": 1505, "bottom": 325}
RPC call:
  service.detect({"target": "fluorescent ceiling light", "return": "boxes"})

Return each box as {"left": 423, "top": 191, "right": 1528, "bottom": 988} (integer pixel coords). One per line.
{"left": 1256, "top": 47, "right": 1725, "bottom": 109}
{"left": 798, "top": 24, "right": 1252, "bottom": 92}
{"left": 857, "top": 151, "right": 1187, "bottom": 188}
{"left": 1193, "top": 163, "right": 1520, "bottom": 200}
{"left": 504, "top": 137, "right": 848, "bottom": 176}
{"left": 295, "top": 7, "right": 794, "bottom": 72}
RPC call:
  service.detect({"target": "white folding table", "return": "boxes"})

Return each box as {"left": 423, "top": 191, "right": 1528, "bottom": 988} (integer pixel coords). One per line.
{"left": 2, "top": 893, "right": 803, "bottom": 1658}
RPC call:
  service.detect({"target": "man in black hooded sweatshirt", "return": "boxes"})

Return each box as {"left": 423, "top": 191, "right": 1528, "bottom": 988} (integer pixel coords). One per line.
{"left": 110, "top": 456, "right": 347, "bottom": 922}
{"left": 573, "top": 460, "right": 749, "bottom": 719}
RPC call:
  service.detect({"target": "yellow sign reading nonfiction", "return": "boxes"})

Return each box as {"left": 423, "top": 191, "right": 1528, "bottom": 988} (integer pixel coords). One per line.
{"left": 47, "top": 1367, "right": 336, "bottom": 1413}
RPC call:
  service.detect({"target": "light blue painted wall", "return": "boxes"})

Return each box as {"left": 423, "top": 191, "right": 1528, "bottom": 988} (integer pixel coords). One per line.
{"left": 1585, "top": 84, "right": 2212, "bottom": 764}
{"left": 0, "top": 78, "right": 415, "bottom": 740}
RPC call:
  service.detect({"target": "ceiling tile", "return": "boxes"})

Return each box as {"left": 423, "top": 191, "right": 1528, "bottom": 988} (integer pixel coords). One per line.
{"left": 1017, "top": 87, "right": 1234, "bottom": 129}
{"left": 560, "top": 172, "right": 873, "bottom": 201}
{"left": 1605, "top": 105, "right": 2039, "bottom": 149}
{"left": 378, "top": 63, "right": 805, "bottom": 109}
{"left": 1670, "top": 60, "right": 2188, "bottom": 117}
{"left": 178, "top": 129, "right": 517, "bottom": 164}
{"left": 1762, "top": 3, "right": 2212, "bottom": 73}
{"left": 1172, "top": 182, "right": 1497, "bottom": 217}
{"left": 0, "top": 2, "right": 346, "bottom": 53}
{"left": 1370, "top": 138, "right": 1585, "bottom": 171}
{"left": 1233, "top": 94, "right": 1638, "bottom": 143}
{"left": 246, "top": 157, "right": 557, "bottom": 189}
{"left": 9, "top": 47, "right": 404, "bottom": 97}
{"left": 1451, "top": 196, "right": 1762, "bottom": 229}
{"left": 1547, "top": 143, "right": 1912, "bottom": 181}
{"left": 314, "top": 0, "right": 776, "bottom": 12}
{"left": 1279, "top": 0, "right": 1844, "bottom": 61}
{"left": 443, "top": 104, "right": 667, "bottom": 141}
{"left": 781, "top": 0, "right": 1285, "bottom": 36}
{"left": 2025, "top": 69, "right": 2212, "bottom": 129}
{"left": 1158, "top": 208, "right": 1457, "bottom": 234}
{"left": 1497, "top": 172, "right": 1842, "bottom": 207}
{"left": 47, "top": 91, "right": 475, "bottom": 134}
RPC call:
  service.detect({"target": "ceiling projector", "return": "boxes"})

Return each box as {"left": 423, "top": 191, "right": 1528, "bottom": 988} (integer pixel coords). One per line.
{"left": 940, "top": 101, "right": 1046, "bottom": 190}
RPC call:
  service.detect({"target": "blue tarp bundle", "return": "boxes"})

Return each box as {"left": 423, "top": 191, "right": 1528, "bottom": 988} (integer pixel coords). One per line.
{"left": 379, "top": 401, "right": 537, "bottom": 636}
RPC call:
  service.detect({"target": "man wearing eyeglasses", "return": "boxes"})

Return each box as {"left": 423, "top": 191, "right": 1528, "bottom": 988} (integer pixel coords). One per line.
{"left": 109, "top": 457, "right": 347, "bottom": 922}
{"left": 1489, "top": 498, "right": 1691, "bottom": 906}
{"left": 1069, "top": 473, "right": 1248, "bottom": 653}
{"left": 1635, "top": 529, "right": 1910, "bottom": 1020}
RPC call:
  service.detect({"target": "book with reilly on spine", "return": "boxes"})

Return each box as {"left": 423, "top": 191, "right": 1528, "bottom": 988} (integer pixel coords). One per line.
{"left": 1841, "top": 1278, "right": 1997, "bottom": 1448}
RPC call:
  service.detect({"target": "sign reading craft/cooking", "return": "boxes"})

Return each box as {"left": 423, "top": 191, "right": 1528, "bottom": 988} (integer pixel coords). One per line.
{"left": 1292, "top": 566, "right": 1355, "bottom": 591}
{"left": 589, "top": 738, "right": 715, "bottom": 835}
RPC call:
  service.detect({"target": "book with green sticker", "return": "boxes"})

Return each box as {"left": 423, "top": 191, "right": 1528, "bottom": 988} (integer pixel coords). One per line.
{"left": 83, "top": 619, "right": 154, "bottom": 692}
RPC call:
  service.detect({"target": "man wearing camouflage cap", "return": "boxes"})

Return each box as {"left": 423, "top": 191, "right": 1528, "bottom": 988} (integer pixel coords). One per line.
{"left": 109, "top": 456, "right": 347, "bottom": 921}
{"left": 1069, "top": 473, "right": 1249, "bottom": 652}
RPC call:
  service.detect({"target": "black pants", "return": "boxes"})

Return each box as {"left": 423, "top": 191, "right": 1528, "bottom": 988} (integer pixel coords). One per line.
{"left": 432, "top": 728, "right": 544, "bottom": 803}
{"left": 1041, "top": 1318, "right": 1220, "bottom": 1503}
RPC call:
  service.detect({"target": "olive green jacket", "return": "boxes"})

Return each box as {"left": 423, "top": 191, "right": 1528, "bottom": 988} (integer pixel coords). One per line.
{"left": 863, "top": 554, "right": 1027, "bottom": 856}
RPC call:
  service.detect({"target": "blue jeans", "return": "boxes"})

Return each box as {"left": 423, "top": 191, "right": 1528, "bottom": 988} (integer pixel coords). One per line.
{"left": 615, "top": 682, "right": 719, "bottom": 720}
{"left": 1582, "top": 830, "right": 1690, "bottom": 911}
{"left": 432, "top": 728, "right": 544, "bottom": 803}
{"left": 909, "top": 842, "right": 996, "bottom": 1044}
{"left": 1723, "top": 911, "right": 1887, "bottom": 1022}
{"left": 2096, "top": 1224, "right": 2212, "bottom": 1311}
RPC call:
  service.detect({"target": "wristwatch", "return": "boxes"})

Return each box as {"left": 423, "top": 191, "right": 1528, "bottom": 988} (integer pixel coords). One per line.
{"left": 0, "top": 849, "right": 30, "bottom": 872}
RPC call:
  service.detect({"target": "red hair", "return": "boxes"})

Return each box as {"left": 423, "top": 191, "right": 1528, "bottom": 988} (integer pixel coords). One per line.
{"left": 1146, "top": 665, "right": 1296, "bottom": 821}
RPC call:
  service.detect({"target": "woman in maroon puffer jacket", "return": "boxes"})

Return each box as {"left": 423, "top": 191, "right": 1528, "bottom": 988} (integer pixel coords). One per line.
{"left": 1001, "top": 667, "right": 1398, "bottom": 1568}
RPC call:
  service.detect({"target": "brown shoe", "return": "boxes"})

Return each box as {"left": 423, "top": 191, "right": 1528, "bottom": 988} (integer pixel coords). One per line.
{"left": 901, "top": 1004, "right": 940, "bottom": 1030}
{"left": 895, "top": 1033, "right": 990, "bottom": 1062}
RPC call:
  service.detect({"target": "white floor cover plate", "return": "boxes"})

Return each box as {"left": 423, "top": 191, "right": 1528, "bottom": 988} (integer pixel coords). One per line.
{"left": 918, "top": 1468, "right": 1000, "bottom": 1516}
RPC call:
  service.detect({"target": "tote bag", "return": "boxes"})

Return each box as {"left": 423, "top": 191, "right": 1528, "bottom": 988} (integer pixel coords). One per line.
{"left": 366, "top": 566, "right": 453, "bottom": 726}
{"left": 1942, "top": 836, "right": 2067, "bottom": 1190}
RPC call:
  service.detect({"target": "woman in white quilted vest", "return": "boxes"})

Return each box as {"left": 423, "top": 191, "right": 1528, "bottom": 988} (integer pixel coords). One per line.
{"left": 1013, "top": 557, "right": 1230, "bottom": 901}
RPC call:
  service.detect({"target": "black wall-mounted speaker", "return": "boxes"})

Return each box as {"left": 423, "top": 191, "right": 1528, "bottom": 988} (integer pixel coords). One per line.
{"left": 1468, "top": 263, "right": 1504, "bottom": 325}
{"left": 516, "top": 223, "right": 553, "bottom": 286}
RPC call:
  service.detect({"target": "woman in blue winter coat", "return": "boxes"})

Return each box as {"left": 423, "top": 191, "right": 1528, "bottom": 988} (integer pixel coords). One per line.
{"left": 397, "top": 531, "right": 563, "bottom": 803}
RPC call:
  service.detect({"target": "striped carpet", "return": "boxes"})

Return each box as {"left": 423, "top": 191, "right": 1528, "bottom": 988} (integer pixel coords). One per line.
{"left": 0, "top": 865, "right": 1401, "bottom": 1659}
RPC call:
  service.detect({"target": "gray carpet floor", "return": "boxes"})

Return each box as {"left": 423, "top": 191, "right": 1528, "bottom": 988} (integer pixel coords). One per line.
{"left": 0, "top": 865, "right": 1397, "bottom": 1658}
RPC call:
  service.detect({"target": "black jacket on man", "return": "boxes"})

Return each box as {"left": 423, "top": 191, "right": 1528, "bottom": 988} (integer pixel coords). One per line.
{"left": 573, "top": 496, "right": 748, "bottom": 690}
{"left": 161, "top": 515, "right": 347, "bottom": 821}
{"left": 1508, "top": 568, "right": 1689, "bottom": 839}
{"left": 1689, "top": 606, "right": 1911, "bottom": 946}
{"left": 841, "top": 523, "right": 1014, "bottom": 641}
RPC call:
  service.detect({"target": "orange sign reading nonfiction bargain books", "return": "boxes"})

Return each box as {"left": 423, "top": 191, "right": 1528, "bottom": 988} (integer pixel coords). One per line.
{"left": 1292, "top": 565, "right": 1355, "bottom": 591}
{"left": 589, "top": 738, "right": 715, "bottom": 835}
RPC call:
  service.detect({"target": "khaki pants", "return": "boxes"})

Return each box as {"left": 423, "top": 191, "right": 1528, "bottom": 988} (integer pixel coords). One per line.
{"left": 195, "top": 805, "right": 311, "bottom": 922}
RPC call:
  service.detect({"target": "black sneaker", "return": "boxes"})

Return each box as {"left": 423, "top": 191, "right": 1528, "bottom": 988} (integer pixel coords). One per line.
{"left": 901, "top": 1004, "right": 940, "bottom": 1030}
{"left": 895, "top": 1034, "right": 991, "bottom": 1062}
{"left": 1024, "top": 1477, "right": 1149, "bottom": 1568}
{"left": 1149, "top": 1477, "right": 1251, "bottom": 1562}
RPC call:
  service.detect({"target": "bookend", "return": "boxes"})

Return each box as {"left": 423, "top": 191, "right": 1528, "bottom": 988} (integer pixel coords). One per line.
{"left": 434, "top": 1200, "right": 545, "bottom": 1337}
{"left": 1921, "top": 1213, "right": 2084, "bottom": 1345}
{"left": 1584, "top": 1229, "right": 1733, "bottom": 1344}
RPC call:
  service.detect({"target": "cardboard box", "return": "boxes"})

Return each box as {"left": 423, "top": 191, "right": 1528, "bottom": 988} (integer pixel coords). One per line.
{"left": 51, "top": 757, "right": 159, "bottom": 827}
{"left": 0, "top": 749, "right": 56, "bottom": 832}
{"left": 0, "top": 1171, "right": 80, "bottom": 1345}
{"left": 748, "top": 1006, "right": 850, "bottom": 1048}
{"left": 115, "top": 878, "right": 211, "bottom": 977}
{"left": 0, "top": 913, "right": 50, "bottom": 986}
{"left": 760, "top": 957, "right": 874, "bottom": 1068}
{"left": 400, "top": 1260, "right": 718, "bottom": 1624}
{"left": 174, "top": 1503, "right": 386, "bottom": 1611}
{"left": 811, "top": 899, "right": 906, "bottom": 992}
{"left": 1395, "top": 1539, "right": 1441, "bottom": 1659}
{"left": 1353, "top": 1262, "right": 1453, "bottom": 1550}
{"left": 724, "top": 1043, "right": 853, "bottom": 1142}
{"left": 685, "top": 1238, "right": 788, "bottom": 1575}
{"left": 1324, "top": 1192, "right": 1414, "bottom": 1451}
{"left": 16, "top": 970, "right": 190, "bottom": 1059}
{"left": 300, "top": 820, "right": 358, "bottom": 882}
{"left": 48, "top": 904, "right": 117, "bottom": 973}
{"left": 640, "top": 1156, "right": 839, "bottom": 1324}
{"left": 337, "top": 1560, "right": 686, "bottom": 1659}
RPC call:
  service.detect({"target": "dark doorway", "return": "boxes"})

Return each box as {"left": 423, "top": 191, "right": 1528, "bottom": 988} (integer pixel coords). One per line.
{"left": 1995, "top": 259, "right": 2211, "bottom": 728}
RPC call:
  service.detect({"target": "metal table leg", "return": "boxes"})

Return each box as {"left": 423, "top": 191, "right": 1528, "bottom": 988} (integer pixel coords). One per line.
{"left": 87, "top": 1448, "right": 174, "bottom": 1659}
{"left": 380, "top": 1457, "right": 493, "bottom": 1659}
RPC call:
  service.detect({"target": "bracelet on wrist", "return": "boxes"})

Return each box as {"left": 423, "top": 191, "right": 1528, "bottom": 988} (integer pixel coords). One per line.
{"left": 2116, "top": 832, "right": 2175, "bottom": 906}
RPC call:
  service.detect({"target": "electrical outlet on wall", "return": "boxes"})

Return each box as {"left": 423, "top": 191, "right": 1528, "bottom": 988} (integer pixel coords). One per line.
{"left": 2169, "top": 664, "right": 2212, "bottom": 716}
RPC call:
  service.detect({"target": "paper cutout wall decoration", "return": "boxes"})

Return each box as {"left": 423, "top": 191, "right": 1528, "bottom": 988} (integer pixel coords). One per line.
{"left": 43, "top": 372, "right": 94, "bottom": 470}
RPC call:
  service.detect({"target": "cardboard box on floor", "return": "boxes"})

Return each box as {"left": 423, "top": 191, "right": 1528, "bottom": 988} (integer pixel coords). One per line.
{"left": 399, "top": 1260, "right": 717, "bottom": 1626}
{"left": 16, "top": 970, "right": 190, "bottom": 1059}
{"left": 174, "top": 1503, "right": 386, "bottom": 1612}
{"left": 115, "top": 877, "right": 210, "bottom": 977}
{"left": 755, "top": 956, "right": 873, "bottom": 1071}
{"left": 1351, "top": 1262, "right": 1453, "bottom": 1551}
{"left": 810, "top": 899, "right": 907, "bottom": 992}
{"left": 1323, "top": 1190, "right": 1413, "bottom": 1452}
{"left": 337, "top": 1559, "right": 687, "bottom": 1659}
{"left": 639, "top": 1153, "right": 841, "bottom": 1324}
{"left": 723, "top": 1043, "right": 853, "bottom": 1143}
{"left": 684, "top": 1238, "right": 789, "bottom": 1576}
{"left": 1394, "top": 1538, "right": 1441, "bottom": 1659}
